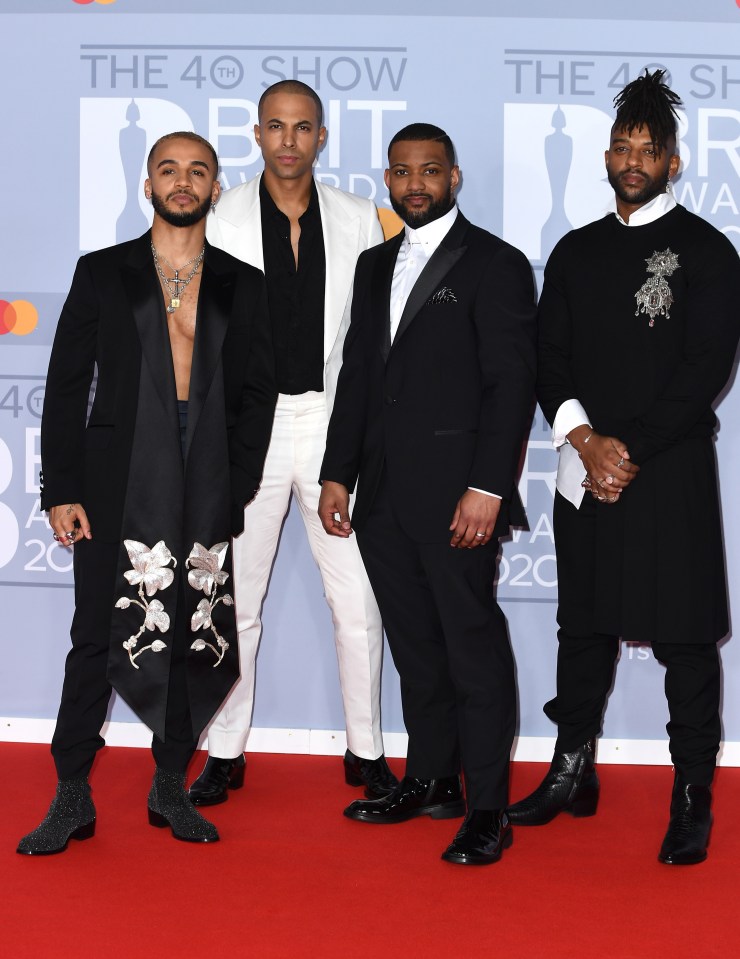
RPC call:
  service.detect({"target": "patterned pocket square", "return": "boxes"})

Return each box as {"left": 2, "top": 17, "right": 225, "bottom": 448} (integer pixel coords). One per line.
{"left": 427, "top": 287, "right": 458, "bottom": 305}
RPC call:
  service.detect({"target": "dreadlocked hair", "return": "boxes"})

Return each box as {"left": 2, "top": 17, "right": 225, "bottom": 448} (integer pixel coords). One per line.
{"left": 612, "top": 69, "right": 682, "bottom": 156}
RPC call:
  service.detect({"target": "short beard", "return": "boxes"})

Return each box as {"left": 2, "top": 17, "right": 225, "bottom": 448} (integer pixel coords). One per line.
{"left": 390, "top": 188, "right": 454, "bottom": 229}
{"left": 151, "top": 190, "right": 212, "bottom": 227}
{"left": 607, "top": 169, "right": 668, "bottom": 208}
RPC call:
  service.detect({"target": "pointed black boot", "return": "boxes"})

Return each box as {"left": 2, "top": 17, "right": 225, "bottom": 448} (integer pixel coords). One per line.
{"left": 17, "top": 779, "right": 96, "bottom": 855}
{"left": 506, "top": 739, "right": 599, "bottom": 825}
{"left": 148, "top": 767, "right": 219, "bottom": 843}
{"left": 658, "top": 774, "right": 712, "bottom": 865}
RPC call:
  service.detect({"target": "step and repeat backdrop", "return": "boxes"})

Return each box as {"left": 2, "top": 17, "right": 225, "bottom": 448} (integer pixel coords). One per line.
{"left": 1, "top": 0, "right": 740, "bottom": 756}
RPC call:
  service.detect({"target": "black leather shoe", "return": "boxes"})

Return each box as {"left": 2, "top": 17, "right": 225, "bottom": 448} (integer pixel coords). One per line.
{"left": 506, "top": 739, "right": 598, "bottom": 825}
{"left": 658, "top": 775, "right": 712, "bottom": 865}
{"left": 188, "top": 754, "right": 246, "bottom": 806}
{"left": 344, "top": 775, "right": 465, "bottom": 824}
{"left": 343, "top": 749, "right": 399, "bottom": 799}
{"left": 441, "top": 809, "right": 513, "bottom": 865}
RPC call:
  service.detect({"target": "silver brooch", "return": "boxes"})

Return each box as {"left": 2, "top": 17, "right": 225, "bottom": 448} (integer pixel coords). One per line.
{"left": 634, "top": 248, "right": 680, "bottom": 327}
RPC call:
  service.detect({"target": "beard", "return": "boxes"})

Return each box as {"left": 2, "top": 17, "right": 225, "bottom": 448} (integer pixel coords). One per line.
{"left": 150, "top": 189, "right": 212, "bottom": 227}
{"left": 607, "top": 168, "right": 668, "bottom": 208}
{"left": 390, "top": 187, "right": 454, "bottom": 229}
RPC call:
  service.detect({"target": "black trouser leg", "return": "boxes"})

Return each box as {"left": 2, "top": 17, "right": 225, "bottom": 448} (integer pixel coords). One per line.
{"left": 150, "top": 581, "right": 197, "bottom": 774}
{"left": 357, "top": 478, "right": 514, "bottom": 809}
{"left": 544, "top": 631, "right": 620, "bottom": 753}
{"left": 51, "top": 540, "right": 118, "bottom": 780}
{"left": 652, "top": 642, "right": 720, "bottom": 786}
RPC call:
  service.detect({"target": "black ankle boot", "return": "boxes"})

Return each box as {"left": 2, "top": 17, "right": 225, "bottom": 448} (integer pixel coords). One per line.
{"left": 17, "top": 779, "right": 96, "bottom": 855}
{"left": 506, "top": 739, "right": 599, "bottom": 825}
{"left": 658, "top": 774, "right": 712, "bottom": 865}
{"left": 148, "top": 767, "right": 219, "bottom": 843}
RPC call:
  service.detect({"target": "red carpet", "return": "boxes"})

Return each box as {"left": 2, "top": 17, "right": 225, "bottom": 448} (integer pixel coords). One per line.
{"left": 2, "top": 744, "right": 738, "bottom": 958}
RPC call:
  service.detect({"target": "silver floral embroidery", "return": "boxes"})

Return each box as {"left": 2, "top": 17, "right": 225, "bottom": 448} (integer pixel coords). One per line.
{"left": 115, "top": 540, "right": 176, "bottom": 668}
{"left": 634, "top": 248, "right": 680, "bottom": 327}
{"left": 187, "top": 542, "right": 233, "bottom": 666}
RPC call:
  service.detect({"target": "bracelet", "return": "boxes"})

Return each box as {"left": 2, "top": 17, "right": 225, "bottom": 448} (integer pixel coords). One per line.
{"left": 577, "top": 430, "right": 594, "bottom": 459}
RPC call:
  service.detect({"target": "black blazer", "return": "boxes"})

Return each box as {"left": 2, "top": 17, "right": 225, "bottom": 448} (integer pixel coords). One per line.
{"left": 322, "top": 212, "right": 537, "bottom": 543}
{"left": 40, "top": 233, "right": 276, "bottom": 542}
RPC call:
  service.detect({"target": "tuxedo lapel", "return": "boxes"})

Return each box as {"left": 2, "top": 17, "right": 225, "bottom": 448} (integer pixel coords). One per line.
{"left": 121, "top": 233, "right": 178, "bottom": 426}
{"left": 185, "top": 246, "right": 232, "bottom": 461}
{"left": 377, "top": 233, "right": 404, "bottom": 362}
{"left": 391, "top": 213, "right": 470, "bottom": 352}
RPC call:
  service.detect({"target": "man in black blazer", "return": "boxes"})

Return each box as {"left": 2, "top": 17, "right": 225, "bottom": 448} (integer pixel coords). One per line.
{"left": 17, "top": 132, "right": 276, "bottom": 855}
{"left": 319, "top": 123, "right": 536, "bottom": 865}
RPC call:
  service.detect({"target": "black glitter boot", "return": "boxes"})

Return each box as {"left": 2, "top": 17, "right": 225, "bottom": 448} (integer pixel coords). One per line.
{"left": 17, "top": 779, "right": 96, "bottom": 855}
{"left": 148, "top": 767, "right": 219, "bottom": 843}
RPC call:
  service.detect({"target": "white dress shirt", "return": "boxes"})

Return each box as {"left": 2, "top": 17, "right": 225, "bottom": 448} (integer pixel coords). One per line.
{"left": 390, "top": 204, "right": 459, "bottom": 342}
{"left": 552, "top": 190, "right": 678, "bottom": 507}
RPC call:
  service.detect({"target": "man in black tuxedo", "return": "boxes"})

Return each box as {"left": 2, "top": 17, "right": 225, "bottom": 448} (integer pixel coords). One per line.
{"left": 318, "top": 123, "right": 536, "bottom": 865}
{"left": 17, "top": 132, "right": 275, "bottom": 854}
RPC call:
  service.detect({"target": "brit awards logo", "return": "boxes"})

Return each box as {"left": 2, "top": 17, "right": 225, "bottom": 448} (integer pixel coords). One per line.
{"left": 79, "top": 98, "right": 195, "bottom": 251}
{"left": 503, "top": 103, "right": 614, "bottom": 266}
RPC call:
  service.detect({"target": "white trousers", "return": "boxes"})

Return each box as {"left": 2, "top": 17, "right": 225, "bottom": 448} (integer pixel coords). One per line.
{"left": 206, "top": 392, "right": 385, "bottom": 760}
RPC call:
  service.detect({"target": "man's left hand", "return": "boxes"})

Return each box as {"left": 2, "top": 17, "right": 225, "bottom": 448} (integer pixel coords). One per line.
{"left": 449, "top": 490, "right": 500, "bottom": 548}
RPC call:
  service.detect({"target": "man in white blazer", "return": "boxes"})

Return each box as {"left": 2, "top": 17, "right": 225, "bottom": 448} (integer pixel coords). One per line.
{"left": 189, "top": 80, "right": 396, "bottom": 805}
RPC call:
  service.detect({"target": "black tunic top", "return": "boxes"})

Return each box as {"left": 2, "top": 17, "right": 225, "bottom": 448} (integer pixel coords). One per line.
{"left": 538, "top": 205, "right": 740, "bottom": 643}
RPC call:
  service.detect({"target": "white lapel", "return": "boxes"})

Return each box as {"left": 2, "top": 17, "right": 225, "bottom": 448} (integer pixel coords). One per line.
{"left": 316, "top": 181, "right": 362, "bottom": 362}
{"left": 206, "top": 175, "right": 265, "bottom": 272}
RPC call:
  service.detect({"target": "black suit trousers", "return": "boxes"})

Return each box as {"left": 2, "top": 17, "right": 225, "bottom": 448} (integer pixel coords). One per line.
{"left": 356, "top": 477, "right": 515, "bottom": 809}
{"left": 51, "top": 539, "right": 197, "bottom": 779}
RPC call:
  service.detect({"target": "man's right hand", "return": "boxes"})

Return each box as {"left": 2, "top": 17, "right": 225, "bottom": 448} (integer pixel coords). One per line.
{"left": 49, "top": 502, "right": 92, "bottom": 545}
{"left": 318, "top": 481, "right": 352, "bottom": 538}
{"left": 568, "top": 425, "right": 639, "bottom": 491}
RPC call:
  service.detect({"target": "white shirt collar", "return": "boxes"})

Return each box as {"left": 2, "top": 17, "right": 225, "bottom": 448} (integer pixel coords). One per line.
{"left": 403, "top": 204, "right": 459, "bottom": 252}
{"left": 610, "top": 190, "right": 677, "bottom": 227}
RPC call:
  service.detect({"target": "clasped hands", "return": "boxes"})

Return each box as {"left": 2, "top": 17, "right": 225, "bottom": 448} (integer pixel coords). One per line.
{"left": 568, "top": 425, "right": 639, "bottom": 505}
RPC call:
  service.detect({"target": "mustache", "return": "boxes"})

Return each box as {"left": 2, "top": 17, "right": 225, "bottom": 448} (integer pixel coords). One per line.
{"left": 403, "top": 192, "right": 433, "bottom": 200}
{"left": 166, "top": 189, "right": 199, "bottom": 201}
{"left": 618, "top": 170, "right": 648, "bottom": 183}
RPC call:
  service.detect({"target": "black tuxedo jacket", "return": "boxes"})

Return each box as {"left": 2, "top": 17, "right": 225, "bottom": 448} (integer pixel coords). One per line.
{"left": 322, "top": 212, "right": 536, "bottom": 543}
{"left": 40, "top": 233, "right": 276, "bottom": 541}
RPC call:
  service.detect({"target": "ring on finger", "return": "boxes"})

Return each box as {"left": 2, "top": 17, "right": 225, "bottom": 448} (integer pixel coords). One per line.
{"left": 475, "top": 532, "right": 485, "bottom": 538}
{"left": 52, "top": 533, "right": 60, "bottom": 542}
{"left": 617, "top": 456, "right": 625, "bottom": 468}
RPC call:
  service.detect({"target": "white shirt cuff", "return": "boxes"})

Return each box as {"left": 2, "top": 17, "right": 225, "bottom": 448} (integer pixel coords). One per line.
{"left": 468, "top": 487, "right": 502, "bottom": 499}
{"left": 556, "top": 445, "right": 586, "bottom": 509}
{"left": 552, "top": 399, "right": 591, "bottom": 449}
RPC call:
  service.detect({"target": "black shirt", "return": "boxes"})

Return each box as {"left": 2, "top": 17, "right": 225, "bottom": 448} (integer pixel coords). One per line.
{"left": 259, "top": 176, "right": 326, "bottom": 394}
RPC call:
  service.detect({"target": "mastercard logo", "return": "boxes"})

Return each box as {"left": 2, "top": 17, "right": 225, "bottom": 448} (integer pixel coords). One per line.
{"left": 73, "top": 0, "right": 117, "bottom": 5}
{"left": 0, "top": 301, "right": 39, "bottom": 337}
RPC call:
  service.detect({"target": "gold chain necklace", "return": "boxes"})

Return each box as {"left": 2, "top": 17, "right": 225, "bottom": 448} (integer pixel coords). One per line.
{"left": 151, "top": 242, "right": 205, "bottom": 314}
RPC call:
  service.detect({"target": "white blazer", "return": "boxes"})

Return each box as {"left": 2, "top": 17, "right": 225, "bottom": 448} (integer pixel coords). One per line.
{"left": 206, "top": 174, "right": 384, "bottom": 415}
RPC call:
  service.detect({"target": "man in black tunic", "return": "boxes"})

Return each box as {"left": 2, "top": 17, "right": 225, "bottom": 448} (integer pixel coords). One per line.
{"left": 507, "top": 70, "right": 740, "bottom": 864}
